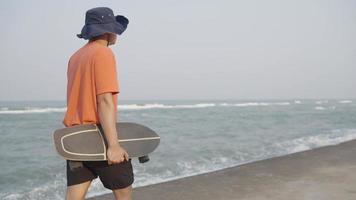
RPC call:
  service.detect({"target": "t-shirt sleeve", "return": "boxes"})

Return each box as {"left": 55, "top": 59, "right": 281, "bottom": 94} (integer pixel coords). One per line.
{"left": 93, "top": 48, "right": 119, "bottom": 95}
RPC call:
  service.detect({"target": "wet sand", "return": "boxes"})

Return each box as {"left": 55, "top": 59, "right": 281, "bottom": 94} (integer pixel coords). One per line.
{"left": 88, "top": 139, "right": 356, "bottom": 200}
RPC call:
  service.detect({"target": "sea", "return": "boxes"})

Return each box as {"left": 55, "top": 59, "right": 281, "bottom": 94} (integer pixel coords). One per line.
{"left": 0, "top": 99, "right": 355, "bottom": 199}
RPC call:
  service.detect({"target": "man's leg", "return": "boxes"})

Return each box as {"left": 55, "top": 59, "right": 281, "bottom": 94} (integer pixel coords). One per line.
{"left": 66, "top": 160, "right": 98, "bottom": 200}
{"left": 65, "top": 180, "right": 92, "bottom": 200}
{"left": 89, "top": 159, "right": 134, "bottom": 200}
{"left": 112, "top": 184, "right": 133, "bottom": 200}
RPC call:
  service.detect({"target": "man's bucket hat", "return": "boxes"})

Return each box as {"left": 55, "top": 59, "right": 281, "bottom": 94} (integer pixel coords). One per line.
{"left": 77, "top": 7, "right": 129, "bottom": 40}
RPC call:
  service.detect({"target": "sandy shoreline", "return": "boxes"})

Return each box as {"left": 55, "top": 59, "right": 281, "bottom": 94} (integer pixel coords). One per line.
{"left": 88, "top": 139, "right": 356, "bottom": 200}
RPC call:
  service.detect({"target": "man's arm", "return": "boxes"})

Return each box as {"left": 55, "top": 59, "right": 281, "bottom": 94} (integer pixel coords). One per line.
{"left": 97, "top": 92, "right": 129, "bottom": 164}
{"left": 97, "top": 92, "right": 119, "bottom": 147}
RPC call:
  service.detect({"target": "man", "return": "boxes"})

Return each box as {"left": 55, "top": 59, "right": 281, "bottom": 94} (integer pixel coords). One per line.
{"left": 62, "top": 7, "right": 133, "bottom": 200}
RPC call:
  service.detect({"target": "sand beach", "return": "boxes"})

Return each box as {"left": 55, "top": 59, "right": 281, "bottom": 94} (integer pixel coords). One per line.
{"left": 88, "top": 138, "right": 356, "bottom": 200}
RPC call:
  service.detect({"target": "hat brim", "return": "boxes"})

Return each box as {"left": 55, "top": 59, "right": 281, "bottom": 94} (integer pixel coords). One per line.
{"left": 77, "top": 15, "right": 129, "bottom": 39}
{"left": 116, "top": 15, "right": 129, "bottom": 28}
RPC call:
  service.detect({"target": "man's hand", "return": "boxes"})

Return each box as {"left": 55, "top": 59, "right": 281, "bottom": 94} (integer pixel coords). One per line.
{"left": 107, "top": 144, "right": 129, "bottom": 165}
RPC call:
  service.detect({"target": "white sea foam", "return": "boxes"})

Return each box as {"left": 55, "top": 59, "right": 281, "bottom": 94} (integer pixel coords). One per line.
{"left": 118, "top": 103, "right": 216, "bottom": 110}
{"left": 314, "top": 106, "right": 326, "bottom": 110}
{"left": 235, "top": 102, "right": 290, "bottom": 106}
{"left": 0, "top": 107, "right": 66, "bottom": 114}
{"left": 0, "top": 103, "right": 218, "bottom": 114}
{"left": 315, "top": 100, "right": 328, "bottom": 104}
{"left": 220, "top": 102, "right": 290, "bottom": 107}
{"left": 235, "top": 102, "right": 269, "bottom": 106}
{"left": 4, "top": 128, "right": 356, "bottom": 200}
{"left": 275, "top": 129, "right": 356, "bottom": 154}
{"left": 87, "top": 129, "right": 356, "bottom": 199}
{"left": 0, "top": 102, "right": 294, "bottom": 114}
{"left": 1, "top": 99, "right": 353, "bottom": 114}
{"left": 2, "top": 173, "right": 66, "bottom": 200}
{"left": 339, "top": 100, "right": 352, "bottom": 104}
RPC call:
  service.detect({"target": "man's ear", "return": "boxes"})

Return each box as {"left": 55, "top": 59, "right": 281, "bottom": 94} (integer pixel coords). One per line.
{"left": 105, "top": 33, "right": 111, "bottom": 46}
{"left": 108, "top": 33, "right": 117, "bottom": 46}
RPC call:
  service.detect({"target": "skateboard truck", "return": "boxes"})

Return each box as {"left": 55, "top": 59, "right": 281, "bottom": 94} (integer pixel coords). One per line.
{"left": 138, "top": 155, "right": 149, "bottom": 163}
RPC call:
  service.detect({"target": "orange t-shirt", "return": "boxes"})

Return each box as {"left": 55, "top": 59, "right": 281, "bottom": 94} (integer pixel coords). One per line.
{"left": 63, "top": 42, "right": 119, "bottom": 127}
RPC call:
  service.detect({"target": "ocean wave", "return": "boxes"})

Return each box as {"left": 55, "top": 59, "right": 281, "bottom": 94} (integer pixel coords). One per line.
{"left": 339, "top": 100, "right": 352, "bottom": 104}
{"left": 220, "top": 102, "right": 291, "bottom": 107}
{"left": 118, "top": 103, "right": 216, "bottom": 110}
{"left": 1, "top": 173, "right": 66, "bottom": 200}
{"left": 1, "top": 99, "right": 354, "bottom": 114}
{"left": 314, "top": 106, "right": 326, "bottom": 110}
{"left": 87, "top": 128, "right": 356, "bottom": 199}
{"left": 0, "top": 102, "right": 294, "bottom": 114}
{"left": 275, "top": 129, "right": 356, "bottom": 154}
{"left": 0, "top": 107, "right": 66, "bottom": 114}
{"left": 0, "top": 104, "right": 218, "bottom": 114}
{"left": 3, "top": 128, "right": 356, "bottom": 200}
{"left": 315, "top": 100, "right": 328, "bottom": 104}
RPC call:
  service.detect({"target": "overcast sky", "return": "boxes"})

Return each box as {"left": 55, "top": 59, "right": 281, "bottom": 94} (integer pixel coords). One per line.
{"left": 0, "top": 0, "right": 355, "bottom": 101}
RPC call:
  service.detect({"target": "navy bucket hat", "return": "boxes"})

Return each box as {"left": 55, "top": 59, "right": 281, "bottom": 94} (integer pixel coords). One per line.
{"left": 77, "top": 7, "right": 129, "bottom": 40}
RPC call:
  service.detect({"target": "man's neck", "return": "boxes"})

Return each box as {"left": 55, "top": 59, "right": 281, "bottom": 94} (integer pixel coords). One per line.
{"left": 89, "top": 39, "right": 109, "bottom": 47}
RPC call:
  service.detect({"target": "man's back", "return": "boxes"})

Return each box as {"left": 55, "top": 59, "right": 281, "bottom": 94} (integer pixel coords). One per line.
{"left": 63, "top": 41, "right": 119, "bottom": 127}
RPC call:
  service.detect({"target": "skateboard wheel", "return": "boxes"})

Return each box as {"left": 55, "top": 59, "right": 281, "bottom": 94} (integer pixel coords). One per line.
{"left": 139, "top": 155, "right": 150, "bottom": 163}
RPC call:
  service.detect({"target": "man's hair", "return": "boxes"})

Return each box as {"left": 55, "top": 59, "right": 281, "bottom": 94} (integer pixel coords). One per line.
{"left": 89, "top": 34, "right": 107, "bottom": 41}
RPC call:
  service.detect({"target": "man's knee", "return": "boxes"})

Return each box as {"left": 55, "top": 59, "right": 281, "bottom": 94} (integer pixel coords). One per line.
{"left": 66, "top": 180, "right": 92, "bottom": 200}
{"left": 113, "top": 184, "right": 133, "bottom": 200}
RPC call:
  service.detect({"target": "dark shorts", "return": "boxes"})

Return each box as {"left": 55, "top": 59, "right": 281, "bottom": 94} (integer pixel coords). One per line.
{"left": 66, "top": 159, "right": 134, "bottom": 190}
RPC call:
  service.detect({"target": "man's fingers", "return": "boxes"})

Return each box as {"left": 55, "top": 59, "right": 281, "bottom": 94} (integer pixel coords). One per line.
{"left": 107, "top": 149, "right": 129, "bottom": 165}
{"left": 125, "top": 152, "right": 129, "bottom": 161}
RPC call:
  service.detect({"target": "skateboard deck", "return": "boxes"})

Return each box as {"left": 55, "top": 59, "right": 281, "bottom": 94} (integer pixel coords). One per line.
{"left": 53, "top": 122, "right": 160, "bottom": 163}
